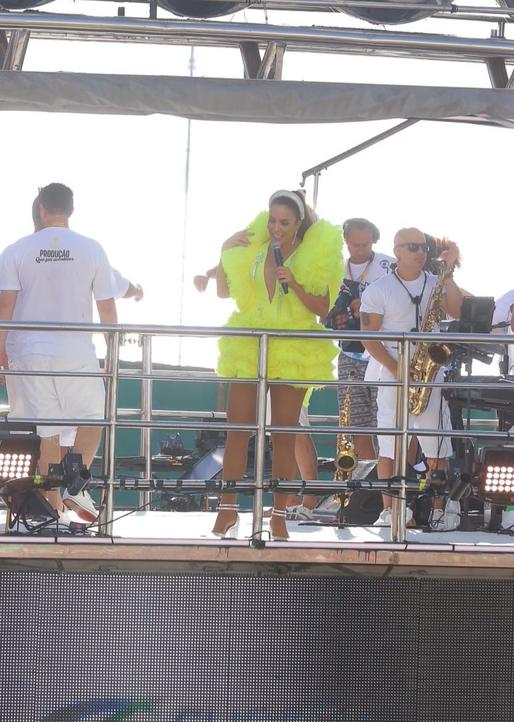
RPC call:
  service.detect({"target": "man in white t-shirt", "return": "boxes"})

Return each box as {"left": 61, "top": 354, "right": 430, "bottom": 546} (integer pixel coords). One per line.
{"left": 0, "top": 183, "right": 118, "bottom": 522}
{"left": 28, "top": 195, "right": 143, "bottom": 451}
{"left": 31, "top": 195, "right": 144, "bottom": 306}
{"left": 326, "top": 218, "right": 394, "bottom": 461}
{"left": 360, "top": 227, "right": 463, "bottom": 529}
{"left": 492, "top": 290, "right": 514, "bottom": 374}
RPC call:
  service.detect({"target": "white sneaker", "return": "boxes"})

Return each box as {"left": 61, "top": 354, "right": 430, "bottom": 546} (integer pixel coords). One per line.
{"left": 429, "top": 503, "right": 460, "bottom": 531}
{"left": 373, "top": 508, "right": 392, "bottom": 526}
{"left": 373, "top": 507, "right": 413, "bottom": 526}
{"left": 63, "top": 488, "right": 98, "bottom": 522}
{"left": 287, "top": 504, "right": 315, "bottom": 521}
{"left": 57, "top": 509, "right": 73, "bottom": 526}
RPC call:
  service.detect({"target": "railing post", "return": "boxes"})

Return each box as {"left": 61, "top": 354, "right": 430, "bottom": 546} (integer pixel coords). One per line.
{"left": 252, "top": 333, "right": 269, "bottom": 544}
{"left": 139, "top": 334, "right": 152, "bottom": 509}
{"left": 391, "top": 336, "right": 410, "bottom": 542}
{"left": 312, "top": 172, "right": 320, "bottom": 210}
{"left": 99, "top": 330, "right": 120, "bottom": 536}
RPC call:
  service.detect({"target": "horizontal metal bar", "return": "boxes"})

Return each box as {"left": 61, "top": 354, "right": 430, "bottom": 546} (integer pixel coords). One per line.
{"left": 2, "top": 13, "right": 514, "bottom": 63}
{"left": 0, "top": 319, "right": 512, "bottom": 345}
{"left": 77, "top": 477, "right": 427, "bottom": 492}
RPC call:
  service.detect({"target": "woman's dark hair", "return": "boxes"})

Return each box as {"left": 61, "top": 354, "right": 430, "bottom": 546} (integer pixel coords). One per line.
{"left": 269, "top": 190, "right": 316, "bottom": 240}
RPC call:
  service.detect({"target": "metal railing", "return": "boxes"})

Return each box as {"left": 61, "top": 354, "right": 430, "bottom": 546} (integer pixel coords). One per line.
{"left": 1, "top": 319, "right": 512, "bottom": 543}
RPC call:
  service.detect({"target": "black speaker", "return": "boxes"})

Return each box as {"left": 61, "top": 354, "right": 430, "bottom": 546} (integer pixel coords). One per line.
{"left": 459, "top": 296, "right": 495, "bottom": 334}
{"left": 342, "top": 0, "right": 451, "bottom": 25}
{"left": 339, "top": 488, "right": 383, "bottom": 525}
{"left": 157, "top": 0, "right": 244, "bottom": 17}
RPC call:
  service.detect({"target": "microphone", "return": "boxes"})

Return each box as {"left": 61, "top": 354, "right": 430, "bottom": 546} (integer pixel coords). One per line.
{"left": 271, "top": 241, "right": 288, "bottom": 294}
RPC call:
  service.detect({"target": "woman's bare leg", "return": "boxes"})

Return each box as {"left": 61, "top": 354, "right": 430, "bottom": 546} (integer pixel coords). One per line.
{"left": 212, "top": 382, "right": 256, "bottom": 536}
{"left": 269, "top": 385, "right": 307, "bottom": 539}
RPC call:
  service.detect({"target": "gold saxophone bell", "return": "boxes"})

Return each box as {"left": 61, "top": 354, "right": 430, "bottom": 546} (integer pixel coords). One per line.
{"left": 336, "top": 443, "right": 358, "bottom": 473}
{"left": 335, "top": 385, "right": 358, "bottom": 481}
{"left": 409, "top": 257, "right": 456, "bottom": 416}
{"left": 427, "top": 343, "right": 452, "bottom": 366}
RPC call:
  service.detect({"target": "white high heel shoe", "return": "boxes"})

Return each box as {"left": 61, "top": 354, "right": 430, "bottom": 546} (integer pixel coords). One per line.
{"left": 212, "top": 503, "right": 240, "bottom": 539}
{"left": 270, "top": 508, "right": 289, "bottom": 541}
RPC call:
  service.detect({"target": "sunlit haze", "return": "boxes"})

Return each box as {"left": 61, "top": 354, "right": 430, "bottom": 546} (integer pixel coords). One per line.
{"left": 1, "top": 0, "right": 512, "bottom": 368}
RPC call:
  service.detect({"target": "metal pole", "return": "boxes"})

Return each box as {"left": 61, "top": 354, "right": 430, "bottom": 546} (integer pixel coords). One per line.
{"left": 177, "top": 45, "right": 195, "bottom": 365}
{"left": 302, "top": 120, "right": 418, "bottom": 184}
{"left": 99, "top": 331, "right": 120, "bottom": 537}
{"left": 139, "top": 334, "right": 152, "bottom": 509}
{"left": 312, "top": 172, "right": 320, "bottom": 210}
{"left": 4, "top": 15, "right": 514, "bottom": 61}
{"left": 391, "top": 338, "right": 409, "bottom": 542}
{"left": 1, "top": 28, "right": 30, "bottom": 70}
{"left": 252, "top": 333, "right": 269, "bottom": 544}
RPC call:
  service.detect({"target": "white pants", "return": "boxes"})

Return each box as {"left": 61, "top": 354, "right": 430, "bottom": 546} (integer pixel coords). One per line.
{"left": 6, "top": 355, "right": 105, "bottom": 439}
{"left": 377, "top": 367, "right": 453, "bottom": 461}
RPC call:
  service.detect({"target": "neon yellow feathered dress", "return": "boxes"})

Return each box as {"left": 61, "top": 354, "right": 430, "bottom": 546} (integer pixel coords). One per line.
{"left": 217, "top": 211, "right": 344, "bottom": 384}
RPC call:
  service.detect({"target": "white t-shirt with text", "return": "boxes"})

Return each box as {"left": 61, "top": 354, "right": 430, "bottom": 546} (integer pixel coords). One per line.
{"left": 0, "top": 227, "right": 114, "bottom": 359}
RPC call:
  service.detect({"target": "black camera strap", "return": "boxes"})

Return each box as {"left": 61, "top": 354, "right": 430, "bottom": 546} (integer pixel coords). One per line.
{"left": 393, "top": 270, "right": 428, "bottom": 331}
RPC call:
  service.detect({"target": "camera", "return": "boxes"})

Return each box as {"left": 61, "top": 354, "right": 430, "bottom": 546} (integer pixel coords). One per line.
{"left": 324, "top": 282, "right": 357, "bottom": 331}
{"left": 324, "top": 281, "right": 364, "bottom": 353}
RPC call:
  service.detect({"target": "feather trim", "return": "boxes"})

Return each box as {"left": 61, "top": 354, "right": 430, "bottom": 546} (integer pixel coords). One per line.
{"left": 222, "top": 212, "right": 343, "bottom": 312}
{"left": 221, "top": 211, "right": 269, "bottom": 311}
{"left": 290, "top": 219, "right": 344, "bottom": 307}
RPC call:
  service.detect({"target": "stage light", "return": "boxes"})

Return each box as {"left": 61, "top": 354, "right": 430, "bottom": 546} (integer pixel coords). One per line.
{"left": 479, "top": 447, "right": 514, "bottom": 502}
{"left": 0, "top": 422, "right": 40, "bottom": 482}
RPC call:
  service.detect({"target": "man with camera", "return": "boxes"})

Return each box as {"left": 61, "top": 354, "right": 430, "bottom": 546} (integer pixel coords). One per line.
{"left": 325, "top": 218, "right": 394, "bottom": 461}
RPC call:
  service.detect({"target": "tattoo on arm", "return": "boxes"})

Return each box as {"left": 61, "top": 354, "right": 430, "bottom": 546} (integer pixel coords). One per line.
{"left": 360, "top": 312, "right": 371, "bottom": 327}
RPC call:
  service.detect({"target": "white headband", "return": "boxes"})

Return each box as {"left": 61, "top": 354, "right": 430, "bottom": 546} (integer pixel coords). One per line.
{"left": 269, "top": 190, "right": 305, "bottom": 221}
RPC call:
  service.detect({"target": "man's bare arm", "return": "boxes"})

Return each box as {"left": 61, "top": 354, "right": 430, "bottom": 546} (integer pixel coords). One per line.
{"left": 361, "top": 311, "right": 397, "bottom": 377}
{"left": 123, "top": 282, "right": 144, "bottom": 302}
{"left": 96, "top": 298, "right": 118, "bottom": 350}
{"left": 441, "top": 277, "right": 464, "bottom": 320}
{"left": 0, "top": 290, "right": 17, "bottom": 374}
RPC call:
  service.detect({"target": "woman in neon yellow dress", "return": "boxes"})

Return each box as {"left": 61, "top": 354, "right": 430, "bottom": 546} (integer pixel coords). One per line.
{"left": 213, "top": 190, "right": 343, "bottom": 540}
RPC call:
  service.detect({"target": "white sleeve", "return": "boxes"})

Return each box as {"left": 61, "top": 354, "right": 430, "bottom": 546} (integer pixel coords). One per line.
{"left": 92, "top": 244, "right": 115, "bottom": 301}
{"left": 0, "top": 245, "right": 21, "bottom": 292}
{"left": 360, "top": 282, "right": 385, "bottom": 316}
{"left": 493, "top": 291, "right": 514, "bottom": 327}
{"left": 110, "top": 267, "right": 130, "bottom": 300}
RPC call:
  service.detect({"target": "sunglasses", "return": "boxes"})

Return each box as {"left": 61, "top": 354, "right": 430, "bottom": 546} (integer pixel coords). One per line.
{"left": 396, "top": 242, "right": 428, "bottom": 253}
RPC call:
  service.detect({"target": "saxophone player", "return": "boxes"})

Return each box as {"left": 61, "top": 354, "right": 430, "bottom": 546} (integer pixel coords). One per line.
{"left": 359, "top": 228, "right": 463, "bottom": 529}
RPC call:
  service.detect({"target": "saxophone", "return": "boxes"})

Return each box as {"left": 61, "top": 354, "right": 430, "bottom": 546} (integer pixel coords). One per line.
{"left": 409, "top": 261, "right": 453, "bottom": 416}
{"left": 335, "top": 386, "right": 358, "bottom": 480}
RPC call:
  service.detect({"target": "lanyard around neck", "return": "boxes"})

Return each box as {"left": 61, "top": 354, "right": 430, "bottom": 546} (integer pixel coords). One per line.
{"left": 393, "top": 270, "right": 428, "bottom": 331}
{"left": 348, "top": 253, "right": 374, "bottom": 285}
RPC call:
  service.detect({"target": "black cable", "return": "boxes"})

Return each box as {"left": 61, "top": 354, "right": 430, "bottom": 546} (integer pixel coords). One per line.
{"left": 86, "top": 500, "right": 153, "bottom": 532}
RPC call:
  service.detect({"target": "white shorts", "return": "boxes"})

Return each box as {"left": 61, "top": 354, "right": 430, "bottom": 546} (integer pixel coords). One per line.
{"left": 6, "top": 355, "right": 105, "bottom": 439}
{"left": 377, "top": 368, "right": 453, "bottom": 461}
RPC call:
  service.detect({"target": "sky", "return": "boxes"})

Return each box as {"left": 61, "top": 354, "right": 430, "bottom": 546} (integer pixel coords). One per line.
{"left": 1, "top": 0, "right": 513, "bottom": 368}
